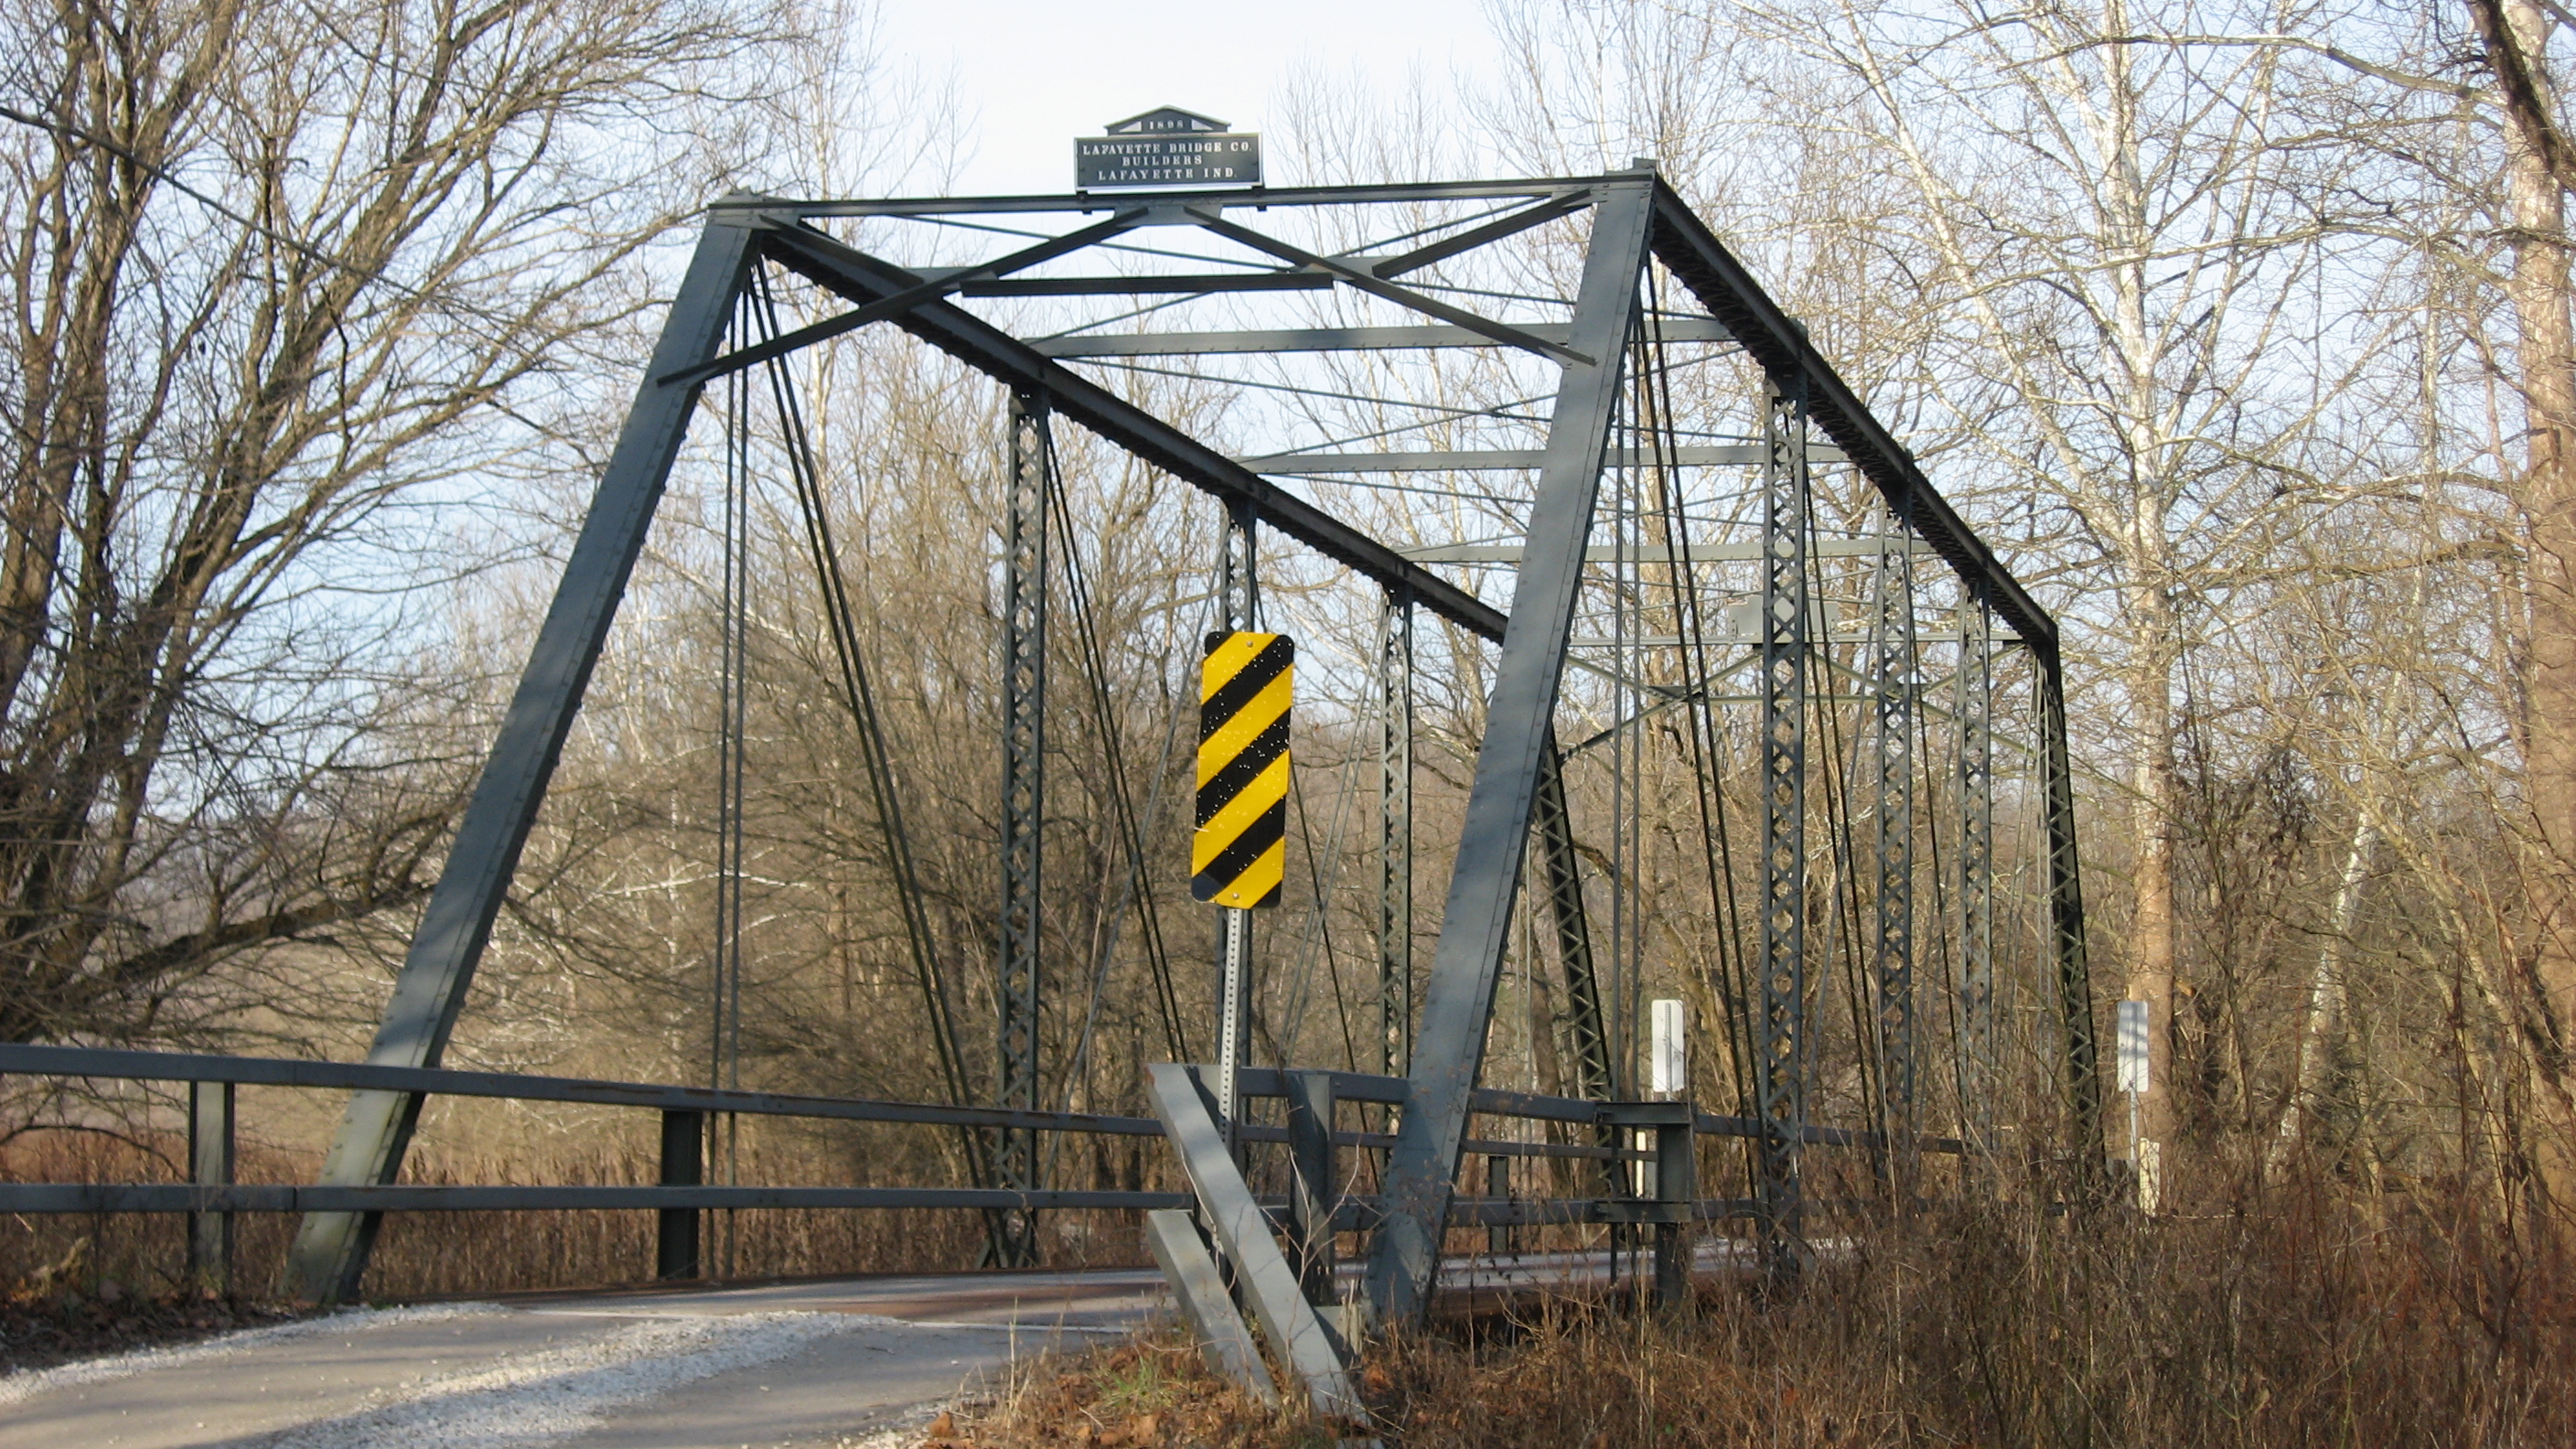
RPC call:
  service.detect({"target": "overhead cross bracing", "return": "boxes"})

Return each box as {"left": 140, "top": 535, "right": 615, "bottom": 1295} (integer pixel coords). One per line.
{"left": 269, "top": 165, "right": 2097, "bottom": 1417}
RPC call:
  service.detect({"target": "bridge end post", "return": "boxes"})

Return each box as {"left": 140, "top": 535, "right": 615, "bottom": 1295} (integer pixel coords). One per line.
{"left": 279, "top": 214, "right": 757, "bottom": 1304}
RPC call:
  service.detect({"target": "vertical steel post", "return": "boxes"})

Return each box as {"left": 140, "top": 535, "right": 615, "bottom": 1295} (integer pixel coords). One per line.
{"left": 1285, "top": 1071, "right": 1337, "bottom": 1304}
{"left": 1215, "top": 503, "right": 1258, "bottom": 1142}
{"left": 993, "top": 392, "right": 1048, "bottom": 1266}
{"left": 1537, "top": 741, "right": 1616, "bottom": 1105}
{"left": 1957, "top": 601, "right": 1997, "bottom": 1157}
{"left": 2040, "top": 649, "right": 2103, "bottom": 1166}
{"left": 1603, "top": 1100, "right": 1695, "bottom": 1308}
{"left": 1486, "top": 1154, "right": 1510, "bottom": 1256}
{"left": 1872, "top": 512, "right": 1917, "bottom": 1169}
{"left": 657, "top": 1109, "right": 704, "bottom": 1280}
{"left": 285, "top": 217, "right": 757, "bottom": 1303}
{"left": 1756, "top": 375, "right": 1811, "bottom": 1276}
{"left": 1378, "top": 593, "right": 1413, "bottom": 1078}
{"left": 188, "top": 1080, "right": 234, "bottom": 1296}
{"left": 1364, "top": 173, "right": 1654, "bottom": 1326}
{"left": 1651, "top": 1112, "right": 1695, "bottom": 1310}
{"left": 1535, "top": 735, "right": 1624, "bottom": 1200}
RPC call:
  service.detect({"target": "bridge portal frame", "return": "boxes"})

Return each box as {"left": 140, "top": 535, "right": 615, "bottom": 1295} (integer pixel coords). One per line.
{"left": 279, "top": 166, "right": 2098, "bottom": 1321}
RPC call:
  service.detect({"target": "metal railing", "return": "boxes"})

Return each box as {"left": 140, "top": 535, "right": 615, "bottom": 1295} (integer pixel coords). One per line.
{"left": 0, "top": 1043, "right": 1951, "bottom": 1305}
{"left": 0, "top": 1042, "right": 1188, "bottom": 1292}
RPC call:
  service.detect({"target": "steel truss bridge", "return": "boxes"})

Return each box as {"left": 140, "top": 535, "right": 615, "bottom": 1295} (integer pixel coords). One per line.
{"left": 0, "top": 166, "right": 2098, "bottom": 1424}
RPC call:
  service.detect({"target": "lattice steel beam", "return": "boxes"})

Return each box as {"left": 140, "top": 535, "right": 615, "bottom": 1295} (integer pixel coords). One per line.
{"left": 1757, "top": 376, "right": 1810, "bottom": 1276}
{"left": 1378, "top": 594, "right": 1413, "bottom": 1078}
{"left": 1871, "top": 512, "right": 1918, "bottom": 1164}
{"left": 1533, "top": 736, "right": 1620, "bottom": 1199}
{"left": 1956, "top": 600, "right": 1996, "bottom": 1157}
{"left": 991, "top": 392, "right": 1048, "bottom": 1266}
{"left": 2041, "top": 652, "right": 2103, "bottom": 1163}
{"left": 1534, "top": 740, "right": 1614, "bottom": 1108}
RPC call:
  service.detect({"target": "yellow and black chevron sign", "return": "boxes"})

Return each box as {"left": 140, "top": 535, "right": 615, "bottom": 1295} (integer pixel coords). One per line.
{"left": 1195, "top": 631, "right": 1293, "bottom": 907}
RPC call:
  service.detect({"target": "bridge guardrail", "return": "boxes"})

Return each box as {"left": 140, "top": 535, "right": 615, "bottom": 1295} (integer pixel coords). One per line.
{"left": 0, "top": 1043, "right": 1951, "bottom": 1299}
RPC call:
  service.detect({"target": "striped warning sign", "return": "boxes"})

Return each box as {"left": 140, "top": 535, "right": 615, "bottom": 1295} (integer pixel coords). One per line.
{"left": 1195, "top": 631, "right": 1292, "bottom": 907}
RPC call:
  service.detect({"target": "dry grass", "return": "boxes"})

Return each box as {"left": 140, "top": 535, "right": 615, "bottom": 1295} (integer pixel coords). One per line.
{"left": 953, "top": 1176, "right": 2572, "bottom": 1449}
{"left": 9, "top": 1125, "right": 2571, "bottom": 1447}
{"left": 934, "top": 1330, "right": 1333, "bottom": 1449}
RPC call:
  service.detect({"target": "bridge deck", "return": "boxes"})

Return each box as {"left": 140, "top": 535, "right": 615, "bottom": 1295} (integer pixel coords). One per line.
{"left": 0, "top": 1250, "right": 1760, "bottom": 1445}
{"left": 0, "top": 1269, "right": 1157, "bottom": 1449}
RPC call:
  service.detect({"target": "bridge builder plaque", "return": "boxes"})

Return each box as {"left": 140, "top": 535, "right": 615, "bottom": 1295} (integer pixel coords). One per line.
{"left": 1078, "top": 106, "right": 1262, "bottom": 188}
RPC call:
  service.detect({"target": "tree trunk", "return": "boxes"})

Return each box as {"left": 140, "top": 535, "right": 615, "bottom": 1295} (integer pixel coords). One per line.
{"left": 2126, "top": 651, "right": 2181, "bottom": 1158}
{"left": 2270, "top": 815, "right": 2375, "bottom": 1176}
{"left": 2476, "top": 0, "right": 2576, "bottom": 1218}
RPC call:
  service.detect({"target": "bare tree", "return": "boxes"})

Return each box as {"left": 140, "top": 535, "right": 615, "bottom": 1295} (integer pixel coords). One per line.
{"left": 2462, "top": 0, "right": 2576, "bottom": 1209}
{"left": 0, "top": 0, "right": 787, "bottom": 1043}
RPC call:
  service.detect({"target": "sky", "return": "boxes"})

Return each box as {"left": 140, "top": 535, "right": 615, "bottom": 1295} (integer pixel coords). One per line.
{"left": 874, "top": 0, "right": 1502, "bottom": 195}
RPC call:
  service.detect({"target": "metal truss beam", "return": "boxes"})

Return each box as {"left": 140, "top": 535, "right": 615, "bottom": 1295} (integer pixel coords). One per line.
{"left": 1957, "top": 602, "right": 1996, "bottom": 1156}
{"left": 1370, "top": 187, "right": 1595, "bottom": 276}
{"left": 1143, "top": 1208, "right": 1276, "bottom": 1401}
{"left": 1243, "top": 444, "right": 1845, "bottom": 473}
{"left": 1535, "top": 740, "right": 1615, "bottom": 1109}
{"left": 740, "top": 176, "right": 1615, "bottom": 218}
{"left": 1646, "top": 170, "right": 2098, "bottom": 1185}
{"left": 1362, "top": 171, "right": 1656, "bottom": 1326}
{"left": 1533, "top": 736, "right": 1622, "bottom": 1201}
{"left": 673, "top": 210, "right": 1151, "bottom": 388}
{"left": 282, "top": 217, "right": 759, "bottom": 1304}
{"left": 756, "top": 224, "right": 1512, "bottom": 647}
{"left": 2041, "top": 652, "right": 2103, "bottom": 1163}
{"left": 964, "top": 274, "right": 1333, "bottom": 297}
{"left": 992, "top": 392, "right": 1048, "bottom": 1266}
{"left": 1644, "top": 185, "right": 2056, "bottom": 657}
{"left": 1872, "top": 514, "right": 1918, "bottom": 1163}
{"left": 1757, "top": 377, "right": 1811, "bottom": 1277}
{"left": 277, "top": 167, "right": 2095, "bottom": 1314}
{"left": 1182, "top": 207, "right": 1586, "bottom": 363}
{"left": 1149, "top": 1064, "right": 1364, "bottom": 1422}
{"left": 1405, "top": 536, "right": 1923, "bottom": 564}
{"left": 1037, "top": 318, "right": 1729, "bottom": 357}
{"left": 1378, "top": 594, "right": 1413, "bottom": 1078}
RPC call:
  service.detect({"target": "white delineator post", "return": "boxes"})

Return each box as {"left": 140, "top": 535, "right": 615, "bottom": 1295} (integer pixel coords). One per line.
{"left": 2117, "top": 998, "right": 2155, "bottom": 1212}
{"left": 1649, "top": 998, "right": 1687, "bottom": 1098}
